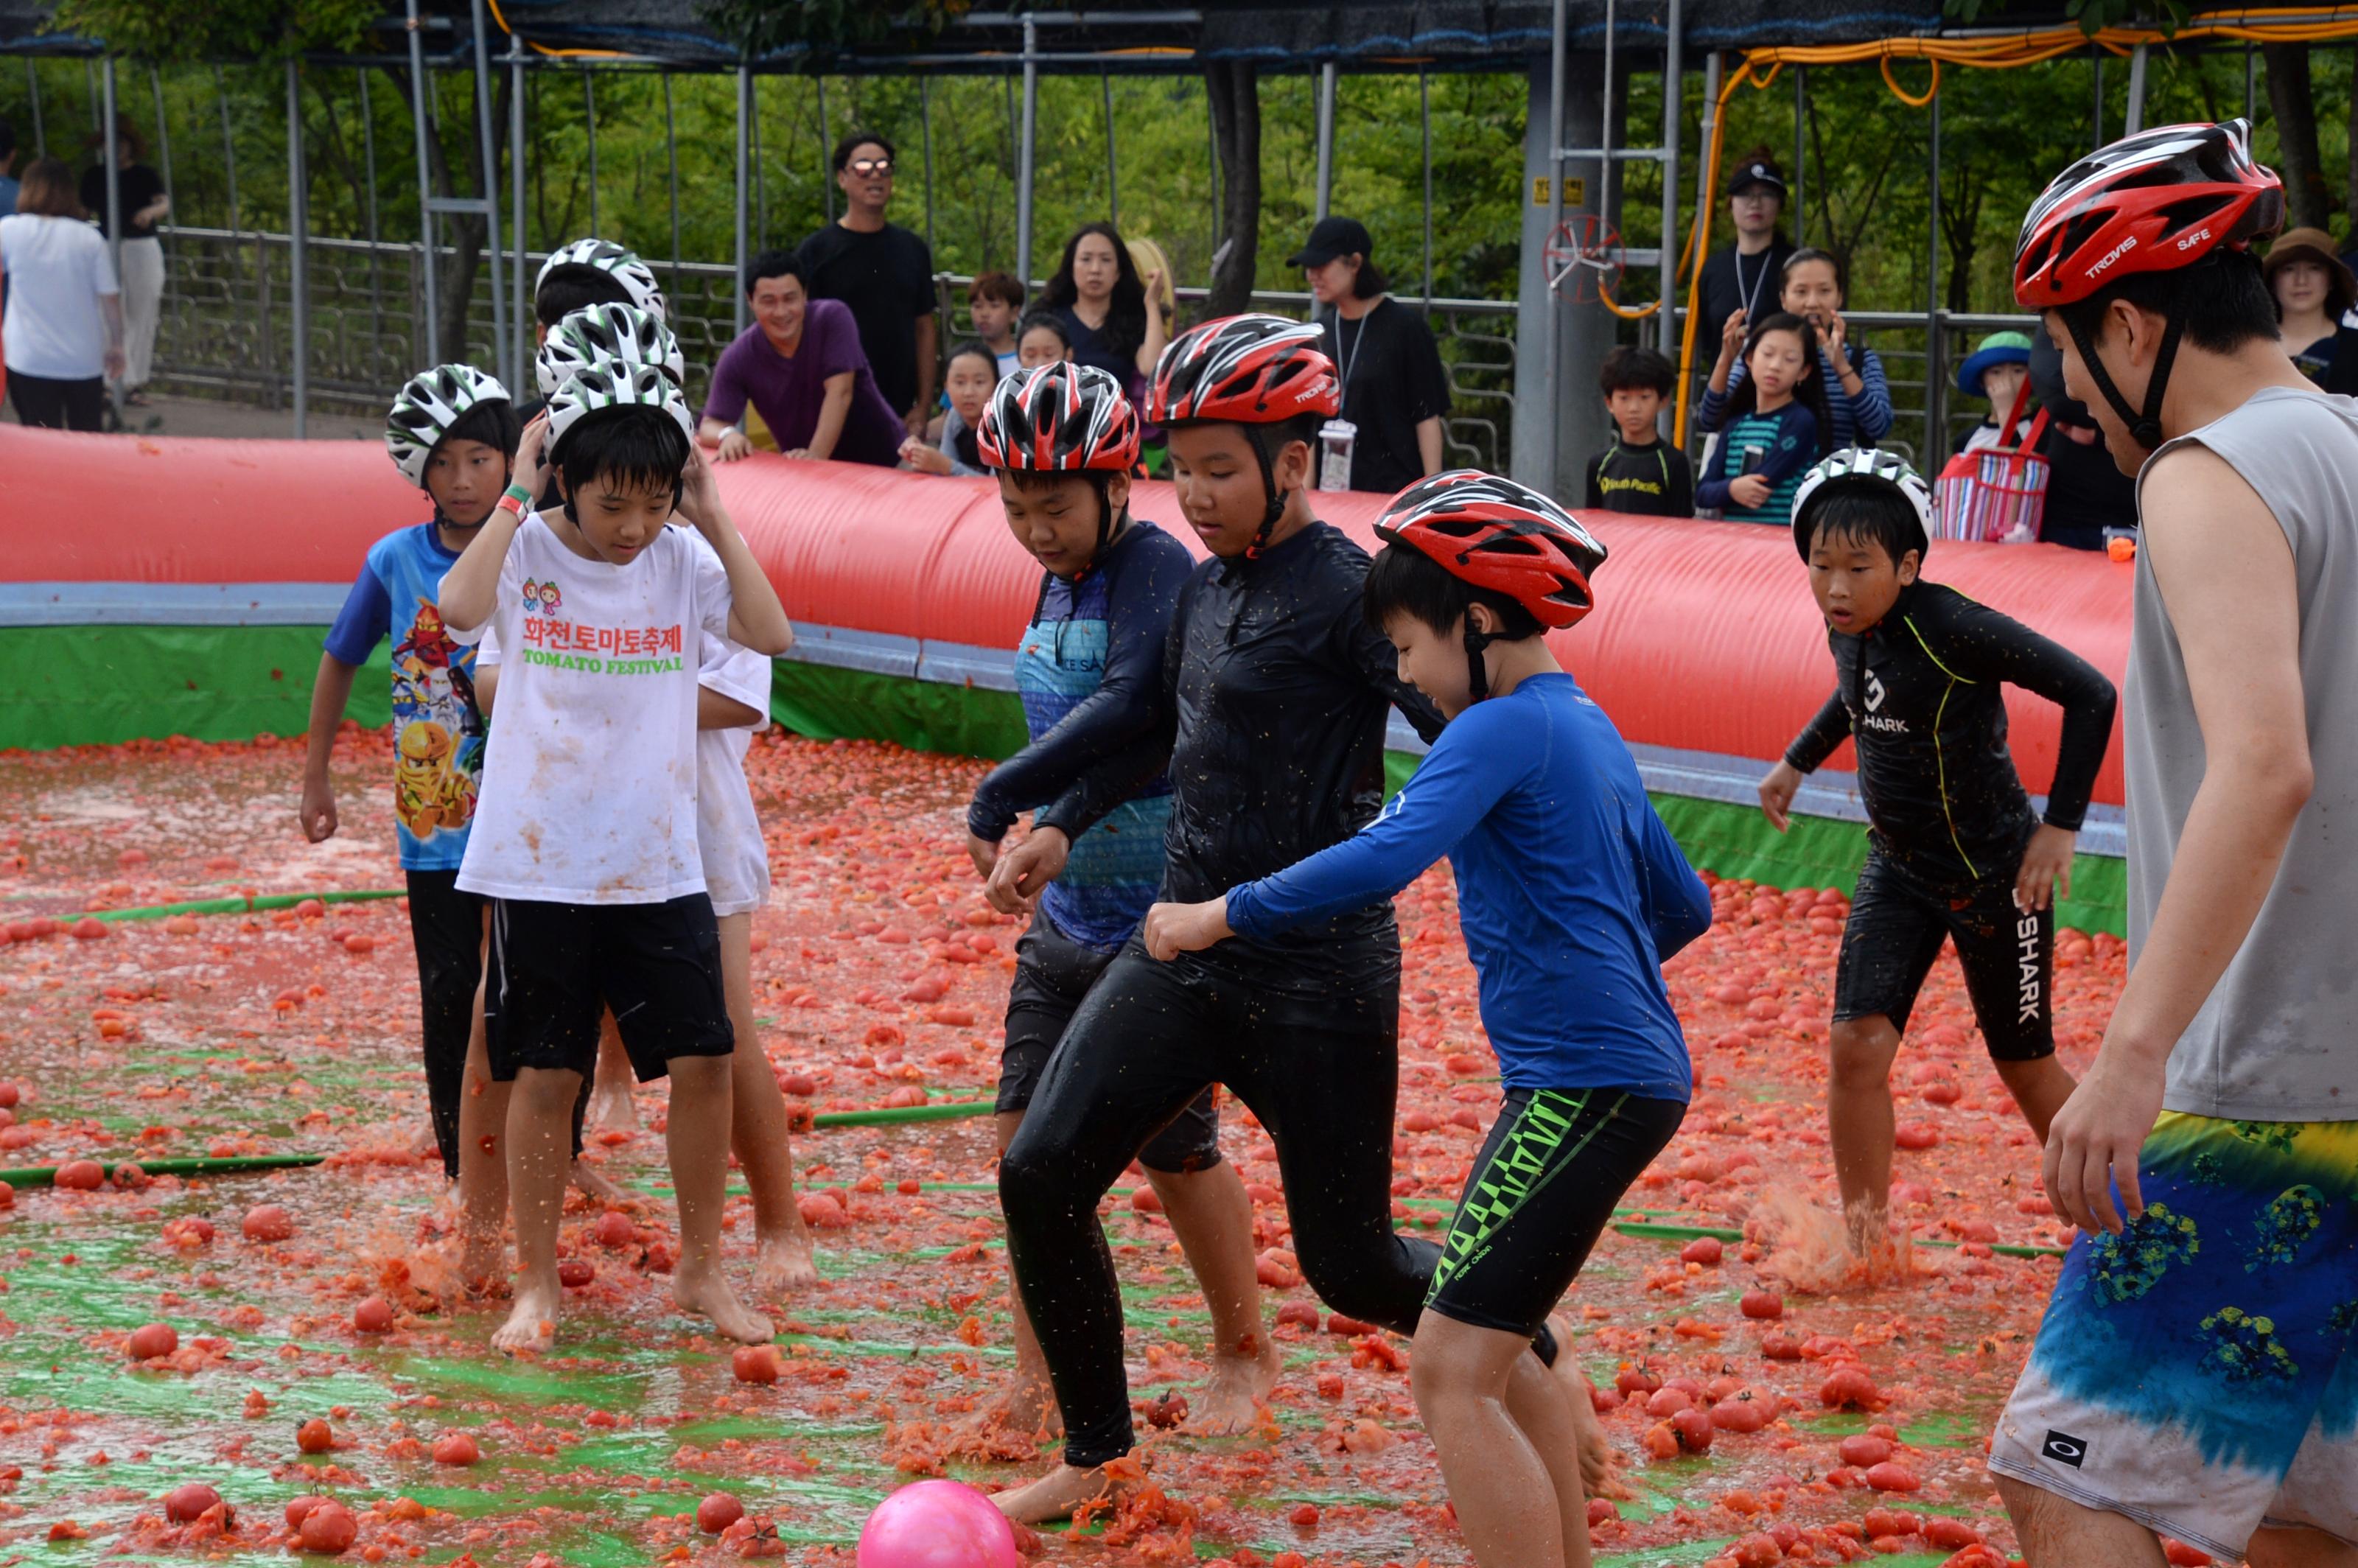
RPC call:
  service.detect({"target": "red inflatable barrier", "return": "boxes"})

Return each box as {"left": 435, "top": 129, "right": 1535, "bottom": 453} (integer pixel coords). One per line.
{"left": 0, "top": 426, "right": 2130, "bottom": 807}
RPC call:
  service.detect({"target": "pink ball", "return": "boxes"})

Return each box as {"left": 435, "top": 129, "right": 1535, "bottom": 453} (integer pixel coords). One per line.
{"left": 856, "top": 1480, "right": 1020, "bottom": 1568}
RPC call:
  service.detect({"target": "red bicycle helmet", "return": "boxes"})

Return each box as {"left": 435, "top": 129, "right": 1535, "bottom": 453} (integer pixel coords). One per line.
{"left": 977, "top": 362, "right": 1140, "bottom": 475}
{"left": 1147, "top": 314, "right": 1341, "bottom": 556}
{"left": 1375, "top": 469, "right": 1607, "bottom": 701}
{"left": 2014, "top": 119, "right": 2282, "bottom": 448}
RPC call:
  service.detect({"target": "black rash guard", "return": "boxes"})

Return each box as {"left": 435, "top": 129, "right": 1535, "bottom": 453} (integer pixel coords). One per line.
{"left": 1783, "top": 580, "right": 2117, "bottom": 887}
{"left": 1039, "top": 519, "right": 1448, "bottom": 965}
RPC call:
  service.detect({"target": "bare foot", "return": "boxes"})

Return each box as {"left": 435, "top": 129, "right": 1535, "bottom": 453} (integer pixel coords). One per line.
{"left": 411, "top": 1122, "right": 440, "bottom": 1158}
{"left": 952, "top": 1371, "right": 1063, "bottom": 1455}
{"left": 675, "top": 1263, "right": 774, "bottom": 1345}
{"left": 587, "top": 1077, "right": 637, "bottom": 1133}
{"left": 990, "top": 1460, "right": 1130, "bottom": 1525}
{"left": 458, "top": 1229, "right": 507, "bottom": 1295}
{"left": 1546, "top": 1312, "right": 1627, "bottom": 1499}
{"left": 570, "top": 1158, "right": 629, "bottom": 1206}
{"left": 492, "top": 1283, "right": 560, "bottom": 1353}
{"left": 1187, "top": 1325, "right": 1282, "bottom": 1435}
{"left": 1844, "top": 1194, "right": 1891, "bottom": 1256}
{"left": 753, "top": 1222, "right": 819, "bottom": 1295}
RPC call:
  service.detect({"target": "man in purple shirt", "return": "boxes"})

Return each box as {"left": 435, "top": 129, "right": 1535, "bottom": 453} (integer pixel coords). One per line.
{"left": 698, "top": 249, "right": 904, "bottom": 467}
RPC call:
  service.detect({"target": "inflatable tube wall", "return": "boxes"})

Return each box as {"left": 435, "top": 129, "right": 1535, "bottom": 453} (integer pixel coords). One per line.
{"left": 0, "top": 426, "right": 2136, "bottom": 929}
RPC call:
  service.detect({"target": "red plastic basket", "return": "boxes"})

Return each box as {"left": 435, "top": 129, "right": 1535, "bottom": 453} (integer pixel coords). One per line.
{"left": 1934, "top": 377, "right": 2050, "bottom": 545}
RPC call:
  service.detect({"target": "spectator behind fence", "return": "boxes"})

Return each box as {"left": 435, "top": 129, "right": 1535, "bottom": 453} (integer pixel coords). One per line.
{"left": 1700, "top": 248, "right": 1890, "bottom": 449}
{"left": 1585, "top": 346, "right": 1693, "bottom": 517}
{"left": 2025, "top": 322, "right": 2136, "bottom": 553}
{"left": 0, "top": 120, "right": 19, "bottom": 215}
{"left": 1039, "top": 222, "right": 1166, "bottom": 391}
{"left": 796, "top": 130, "right": 937, "bottom": 438}
{"left": 0, "top": 158, "right": 122, "bottom": 431}
{"left": 1692, "top": 149, "right": 1796, "bottom": 377}
{"left": 699, "top": 248, "right": 903, "bottom": 467}
{"left": 968, "top": 271, "right": 1025, "bottom": 379}
{"left": 1952, "top": 331, "right": 2032, "bottom": 455}
{"left": 1696, "top": 312, "right": 1828, "bottom": 529}
{"left": 1016, "top": 310, "right": 1073, "bottom": 370}
{"left": 2262, "top": 226, "right": 2358, "bottom": 395}
{"left": 79, "top": 114, "right": 165, "bottom": 406}
{"left": 1291, "top": 215, "right": 1450, "bottom": 494}
{"left": 901, "top": 340, "right": 996, "bottom": 477}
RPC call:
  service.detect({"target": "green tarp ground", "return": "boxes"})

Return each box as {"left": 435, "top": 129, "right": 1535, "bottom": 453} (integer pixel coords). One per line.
{"left": 1, "top": 625, "right": 2130, "bottom": 933}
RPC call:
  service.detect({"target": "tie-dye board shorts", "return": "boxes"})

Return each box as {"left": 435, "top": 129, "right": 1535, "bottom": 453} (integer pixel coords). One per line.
{"left": 1990, "top": 1112, "right": 2358, "bottom": 1560}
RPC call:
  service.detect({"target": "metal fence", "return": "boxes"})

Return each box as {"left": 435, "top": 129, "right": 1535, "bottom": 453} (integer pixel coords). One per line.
{"left": 146, "top": 225, "right": 1522, "bottom": 469}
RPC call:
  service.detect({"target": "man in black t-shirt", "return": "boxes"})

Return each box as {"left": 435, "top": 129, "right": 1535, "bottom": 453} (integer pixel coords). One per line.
{"left": 1690, "top": 151, "right": 1795, "bottom": 400}
{"left": 1291, "top": 216, "right": 1452, "bottom": 496}
{"left": 794, "top": 130, "right": 937, "bottom": 439}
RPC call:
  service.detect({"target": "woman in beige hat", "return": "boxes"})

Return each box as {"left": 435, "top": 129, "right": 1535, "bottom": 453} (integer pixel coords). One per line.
{"left": 2262, "top": 225, "right": 2358, "bottom": 393}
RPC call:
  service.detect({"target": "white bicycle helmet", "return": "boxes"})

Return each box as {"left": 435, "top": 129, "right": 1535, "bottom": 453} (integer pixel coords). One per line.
{"left": 1791, "top": 447, "right": 1934, "bottom": 562}
{"left": 534, "top": 238, "right": 667, "bottom": 321}
{"left": 385, "top": 363, "right": 512, "bottom": 487}
{"left": 545, "top": 362, "right": 697, "bottom": 456}
{"left": 536, "top": 302, "right": 685, "bottom": 397}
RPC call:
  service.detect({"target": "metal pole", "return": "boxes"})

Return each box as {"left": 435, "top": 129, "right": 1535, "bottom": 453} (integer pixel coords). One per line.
{"left": 102, "top": 60, "right": 122, "bottom": 349}
{"left": 664, "top": 71, "right": 683, "bottom": 304}
{"left": 405, "top": 0, "right": 439, "bottom": 368}
{"left": 1315, "top": 60, "right": 1336, "bottom": 221}
{"left": 1660, "top": 0, "right": 1683, "bottom": 363}
{"left": 2245, "top": 44, "right": 2257, "bottom": 122}
{"left": 734, "top": 65, "right": 749, "bottom": 336}
{"left": 1102, "top": 69, "right": 1119, "bottom": 229}
{"left": 1925, "top": 85, "right": 1941, "bottom": 456}
{"left": 1420, "top": 68, "right": 1434, "bottom": 307}
{"left": 920, "top": 76, "right": 937, "bottom": 258}
{"left": 509, "top": 38, "right": 525, "bottom": 376}
{"left": 287, "top": 57, "right": 308, "bottom": 438}
{"left": 1599, "top": 0, "right": 1617, "bottom": 223}
{"left": 1542, "top": 0, "right": 1566, "bottom": 471}
{"left": 467, "top": 0, "right": 511, "bottom": 389}
{"left": 217, "top": 66, "right": 273, "bottom": 402}
{"left": 360, "top": 67, "right": 383, "bottom": 377}
{"left": 582, "top": 69, "right": 598, "bottom": 237}
{"left": 2124, "top": 43, "right": 2148, "bottom": 136}
{"left": 1016, "top": 17, "right": 1038, "bottom": 286}
{"left": 24, "top": 60, "right": 41, "bottom": 158}
{"left": 1791, "top": 66, "right": 1805, "bottom": 248}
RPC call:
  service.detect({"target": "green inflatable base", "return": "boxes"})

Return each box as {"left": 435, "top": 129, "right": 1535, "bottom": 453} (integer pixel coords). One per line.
{"left": 1, "top": 625, "right": 2128, "bottom": 935}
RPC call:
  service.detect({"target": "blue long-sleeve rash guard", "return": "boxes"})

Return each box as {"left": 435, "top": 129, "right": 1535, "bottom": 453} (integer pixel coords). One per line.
{"left": 1225, "top": 673, "right": 1711, "bottom": 1099}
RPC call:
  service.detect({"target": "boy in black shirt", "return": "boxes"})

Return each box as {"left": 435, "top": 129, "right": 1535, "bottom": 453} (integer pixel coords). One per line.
{"left": 1584, "top": 346, "right": 1695, "bottom": 516}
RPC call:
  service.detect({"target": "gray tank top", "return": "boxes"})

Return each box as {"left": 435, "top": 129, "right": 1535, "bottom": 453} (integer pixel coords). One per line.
{"left": 2133, "top": 385, "right": 2358, "bottom": 1121}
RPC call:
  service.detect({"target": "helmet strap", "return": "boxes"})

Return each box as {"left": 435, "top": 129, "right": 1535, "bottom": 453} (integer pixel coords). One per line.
{"left": 1463, "top": 617, "right": 1502, "bottom": 704}
{"left": 1243, "top": 427, "right": 1287, "bottom": 559}
{"left": 2064, "top": 277, "right": 2189, "bottom": 453}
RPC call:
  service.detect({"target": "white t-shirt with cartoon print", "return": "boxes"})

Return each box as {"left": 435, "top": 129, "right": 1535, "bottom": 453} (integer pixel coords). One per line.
{"left": 447, "top": 512, "right": 732, "bottom": 905}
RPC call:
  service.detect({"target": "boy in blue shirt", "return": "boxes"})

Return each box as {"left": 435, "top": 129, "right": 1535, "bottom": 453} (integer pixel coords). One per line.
{"left": 1146, "top": 470, "right": 1711, "bottom": 1568}
{"left": 301, "top": 365, "right": 519, "bottom": 1181}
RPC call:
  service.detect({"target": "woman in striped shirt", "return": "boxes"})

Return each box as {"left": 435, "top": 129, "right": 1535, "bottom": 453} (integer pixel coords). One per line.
{"left": 1696, "top": 312, "right": 1829, "bottom": 528}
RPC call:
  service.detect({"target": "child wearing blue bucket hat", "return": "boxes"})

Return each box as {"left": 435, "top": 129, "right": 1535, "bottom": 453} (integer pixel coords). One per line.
{"left": 1953, "top": 330, "right": 2033, "bottom": 454}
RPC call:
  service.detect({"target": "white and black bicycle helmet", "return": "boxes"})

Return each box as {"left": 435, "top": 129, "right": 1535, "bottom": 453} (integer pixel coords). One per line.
{"left": 536, "top": 303, "right": 685, "bottom": 397}
{"left": 534, "top": 238, "right": 667, "bottom": 321}
{"left": 385, "top": 363, "right": 512, "bottom": 488}
{"left": 1790, "top": 447, "right": 1934, "bottom": 563}
{"left": 545, "top": 362, "right": 697, "bottom": 457}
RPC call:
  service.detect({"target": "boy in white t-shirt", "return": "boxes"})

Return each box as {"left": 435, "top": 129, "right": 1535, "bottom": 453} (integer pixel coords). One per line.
{"left": 440, "top": 363, "right": 793, "bottom": 1353}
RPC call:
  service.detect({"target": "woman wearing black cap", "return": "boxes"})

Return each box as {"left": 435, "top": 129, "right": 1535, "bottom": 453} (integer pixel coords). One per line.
{"left": 1295, "top": 216, "right": 1452, "bottom": 494}
{"left": 1693, "top": 149, "right": 1797, "bottom": 370}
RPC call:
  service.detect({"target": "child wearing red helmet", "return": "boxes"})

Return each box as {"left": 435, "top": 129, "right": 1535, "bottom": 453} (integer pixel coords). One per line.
{"left": 1147, "top": 469, "right": 1712, "bottom": 1568}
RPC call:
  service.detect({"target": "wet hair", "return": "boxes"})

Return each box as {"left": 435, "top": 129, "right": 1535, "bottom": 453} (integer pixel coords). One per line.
{"left": 552, "top": 406, "right": 690, "bottom": 521}
{"left": 1805, "top": 486, "right": 1920, "bottom": 570}
{"left": 1598, "top": 345, "right": 1675, "bottom": 399}
{"left": 534, "top": 266, "right": 634, "bottom": 328}
{"left": 2053, "top": 250, "right": 2281, "bottom": 357}
{"left": 438, "top": 398, "right": 523, "bottom": 463}
{"left": 15, "top": 158, "right": 83, "bottom": 220}
{"left": 1724, "top": 311, "right": 1833, "bottom": 457}
{"left": 945, "top": 338, "right": 1001, "bottom": 380}
{"left": 1040, "top": 221, "right": 1148, "bottom": 361}
{"left": 969, "top": 270, "right": 1025, "bottom": 309}
{"left": 1362, "top": 542, "right": 1544, "bottom": 641}
{"left": 743, "top": 248, "right": 804, "bottom": 298}
{"left": 832, "top": 130, "right": 895, "bottom": 174}
{"left": 1016, "top": 310, "right": 1072, "bottom": 354}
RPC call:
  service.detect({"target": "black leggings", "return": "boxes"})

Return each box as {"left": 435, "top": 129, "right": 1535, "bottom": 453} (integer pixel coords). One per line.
{"left": 998, "top": 938, "right": 1438, "bottom": 1468}
{"left": 406, "top": 869, "right": 485, "bottom": 1180}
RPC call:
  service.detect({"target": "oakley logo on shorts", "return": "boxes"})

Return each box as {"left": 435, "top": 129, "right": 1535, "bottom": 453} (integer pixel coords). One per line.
{"left": 2042, "top": 1430, "right": 2088, "bottom": 1468}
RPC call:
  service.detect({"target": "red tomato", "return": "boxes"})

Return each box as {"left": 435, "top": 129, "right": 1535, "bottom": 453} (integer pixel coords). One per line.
{"left": 126, "top": 1322, "right": 178, "bottom": 1359}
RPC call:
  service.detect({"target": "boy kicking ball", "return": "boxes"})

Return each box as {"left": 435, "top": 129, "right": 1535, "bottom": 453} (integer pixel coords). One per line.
{"left": 439, "top": 363, "right": 792, "bottom": 1352}
{"left": 1757, "top": 449, "right": 2116, "bottom": 1256}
